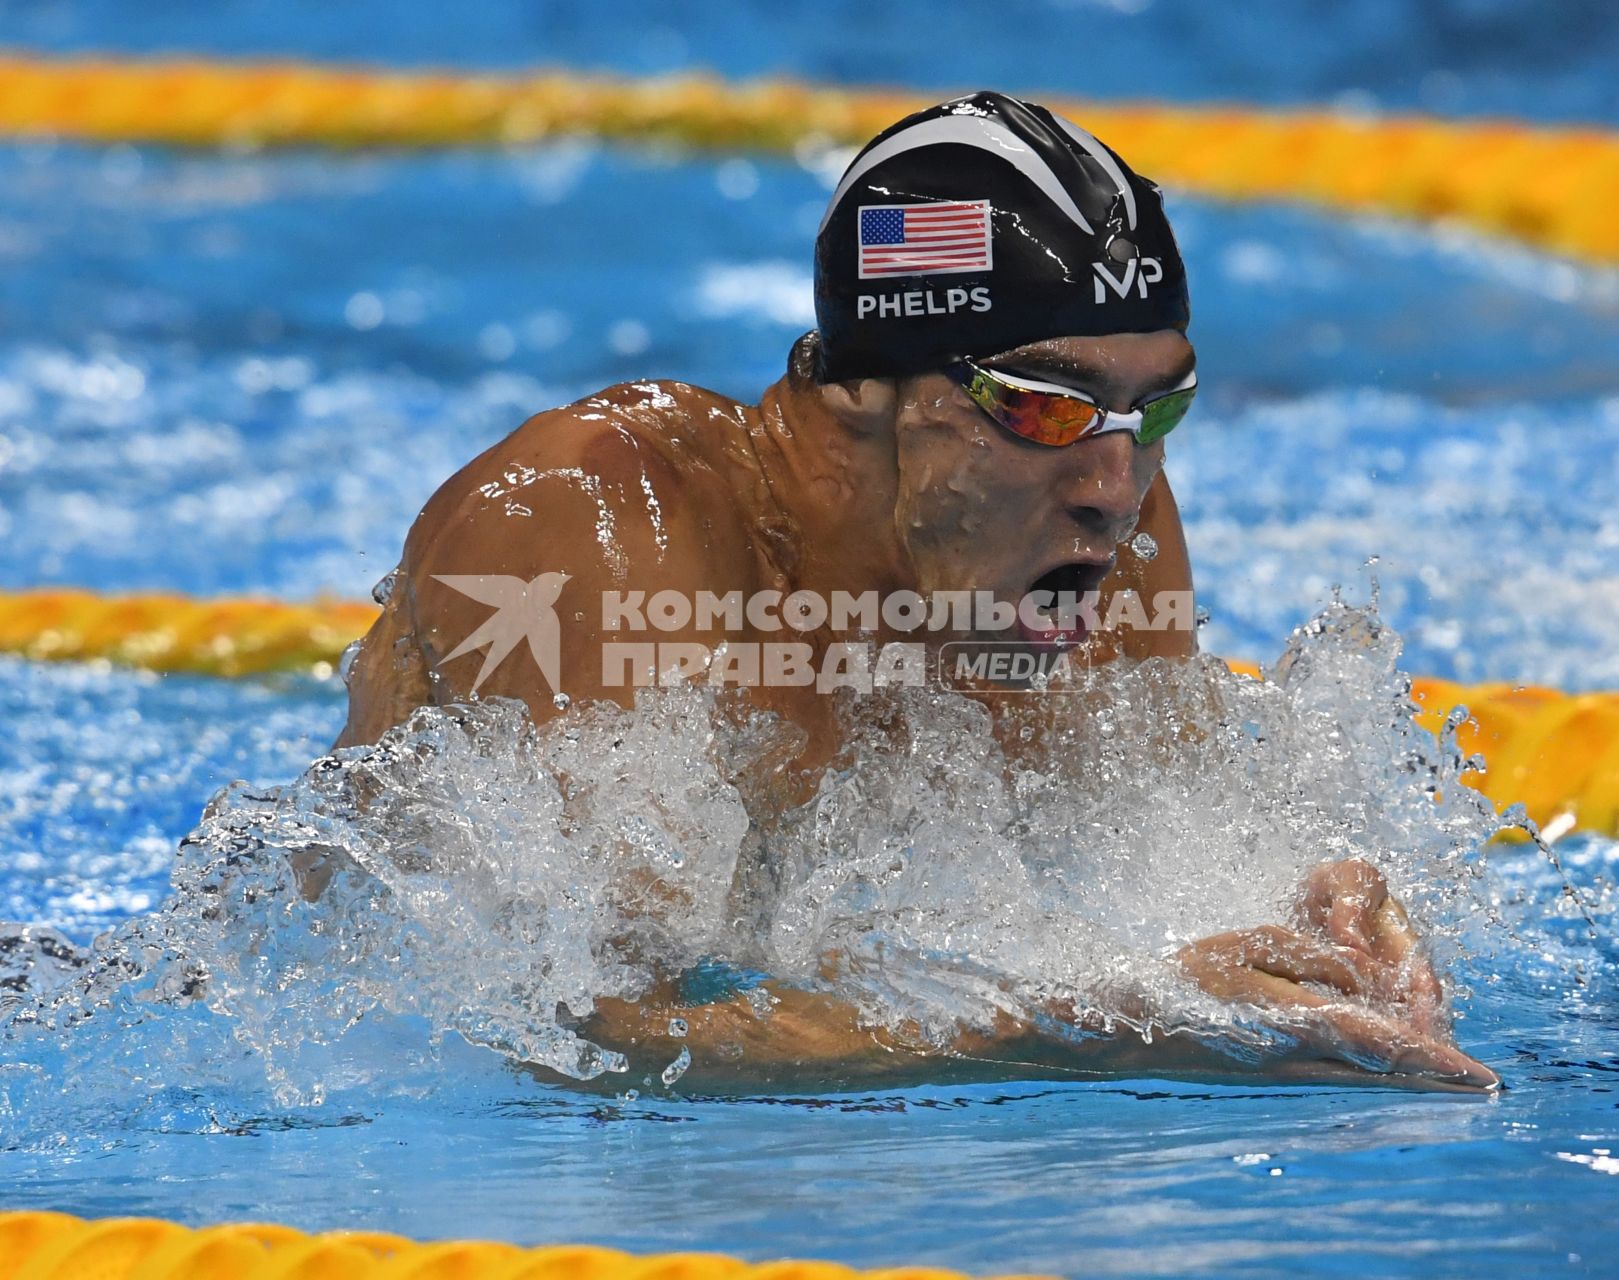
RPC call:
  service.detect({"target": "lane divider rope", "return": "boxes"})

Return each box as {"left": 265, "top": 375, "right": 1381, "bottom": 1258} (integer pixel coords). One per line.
{"left": 0, "top": 1210, "right": 1054, "bottom": 1280}
{"left": 0, "top": 587, "right": 377, "bottom": 679}
{"left": 0, "top": 56, "right": 1616, "bottom": 263}
{"left": 0, "top": 588, "right": 1612, "bottom": 836}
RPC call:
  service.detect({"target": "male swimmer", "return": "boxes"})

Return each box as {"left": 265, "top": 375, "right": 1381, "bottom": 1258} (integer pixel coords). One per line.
{"left": 339, "top": 93, "right": 1497, "bottom": 1092}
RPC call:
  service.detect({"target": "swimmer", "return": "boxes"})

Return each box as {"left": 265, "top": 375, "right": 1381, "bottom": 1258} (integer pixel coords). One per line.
{"left": 338, "top": 92, "right": 1497, "bottom": 1093}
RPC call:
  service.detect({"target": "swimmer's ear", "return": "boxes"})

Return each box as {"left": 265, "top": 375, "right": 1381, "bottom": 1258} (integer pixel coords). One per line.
{"left": 818, "top": 377, "right": 898, "bottom": 436}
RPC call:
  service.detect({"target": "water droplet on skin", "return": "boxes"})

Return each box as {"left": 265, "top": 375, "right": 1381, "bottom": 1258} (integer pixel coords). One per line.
{"left": 660, "top": 1045, "right": 691, "bottom": 1086}
{"left": 337, "top": 639, "right": 362, "bottom": 686}
{"left": 1129, "top": 532, "right": 1159, "bottom": 561}
{"left": 744, "top": 987, "right": 777, "bottom": 1019}
{"left": 667, "top": 1017, "right": 687, "bottom": 1037}
{"left": 371, "top": 570, "right": 398, "bottom": 606}
{"left": 552, "top": 692, "right": 571, "bottom": 711}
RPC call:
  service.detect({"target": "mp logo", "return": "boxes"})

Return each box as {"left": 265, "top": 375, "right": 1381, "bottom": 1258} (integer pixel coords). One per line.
{"left": 1092, "top": 255, "right": 1164, "bottom": 303}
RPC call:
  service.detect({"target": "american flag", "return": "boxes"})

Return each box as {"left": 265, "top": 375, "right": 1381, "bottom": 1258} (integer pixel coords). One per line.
{"left": 857, "top": 200, "right": 993, "bottom": 279}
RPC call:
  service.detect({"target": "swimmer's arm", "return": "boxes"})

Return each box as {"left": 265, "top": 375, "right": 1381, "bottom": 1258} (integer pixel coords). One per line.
{"left": 571, "top": 985, "right": 1131, "bottom": 1091}
{"left": 570, "top": 862, "right": 1495, "bottom": 1093}
{"left": 576, "top": 985, "right": 1490, "bottom": 1095}
{"left": 576, "top": 986, "right": 934, "bottom": 1090}
{"left": 576, "top": 987, "right": 1196, "bottom": 1089}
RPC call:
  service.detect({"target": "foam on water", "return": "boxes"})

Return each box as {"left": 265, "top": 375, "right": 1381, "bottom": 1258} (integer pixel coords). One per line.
{"left": 1, "top": 598, "right": 1530, "bottom": 1141}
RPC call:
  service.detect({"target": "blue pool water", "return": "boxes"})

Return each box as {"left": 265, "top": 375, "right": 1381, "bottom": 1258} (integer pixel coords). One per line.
{"left": 2, "top": 3, "right": 1618, "bottom": 1276}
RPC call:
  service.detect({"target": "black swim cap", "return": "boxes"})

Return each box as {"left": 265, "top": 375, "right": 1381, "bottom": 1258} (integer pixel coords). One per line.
{"left": 814, "top": 91, "right": 1189, "bottom": 383}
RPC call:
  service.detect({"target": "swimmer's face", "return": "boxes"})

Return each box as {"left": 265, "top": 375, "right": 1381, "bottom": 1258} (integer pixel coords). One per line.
{"left": 889, "top": 329, "right": 1194, "bottom": 636}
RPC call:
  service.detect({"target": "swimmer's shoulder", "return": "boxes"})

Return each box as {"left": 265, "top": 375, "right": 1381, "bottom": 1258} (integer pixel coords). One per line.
{"left": 346, "top": 381, "right": 765, "bottom": 744}
{"left": 404, "top": 378, "right": 762, "bottom": 585}
{"left": 527, "top": 378, "right": 762, "bottom": 483}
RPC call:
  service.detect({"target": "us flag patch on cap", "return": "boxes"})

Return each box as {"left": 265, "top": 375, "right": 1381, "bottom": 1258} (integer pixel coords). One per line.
{"left": 857, "top": 200, "right": 993, "bottom": 279}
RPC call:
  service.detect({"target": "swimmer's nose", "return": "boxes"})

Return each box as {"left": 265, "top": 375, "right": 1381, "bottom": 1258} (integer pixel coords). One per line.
{"left": 1061, "top": 431, "right": 1142, "bottom": 536}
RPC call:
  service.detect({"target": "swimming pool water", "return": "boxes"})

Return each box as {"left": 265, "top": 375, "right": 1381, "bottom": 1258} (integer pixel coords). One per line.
{"left": 9, "top": 0, "right": 1619, "bottom": 124}
{"left": 2, "top": 3, "right": 1618, "bottom": 1276}
{"left": 0, "top": 827, "right": 1614, "bottom": 1277}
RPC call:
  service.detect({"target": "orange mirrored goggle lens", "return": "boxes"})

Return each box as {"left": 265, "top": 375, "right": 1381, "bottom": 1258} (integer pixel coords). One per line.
{"left": 949, "top": 358, "right": 1195, "bottom": 448}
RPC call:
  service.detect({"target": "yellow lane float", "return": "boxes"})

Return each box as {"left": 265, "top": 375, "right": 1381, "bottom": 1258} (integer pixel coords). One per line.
{"left": 0, "top": 56, "right": 1616, "bottom": 262}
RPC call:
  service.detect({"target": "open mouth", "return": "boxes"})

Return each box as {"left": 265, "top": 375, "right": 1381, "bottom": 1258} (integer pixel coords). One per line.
{"left": 1016, "top": 560, "right": 1112, "bottom": 647}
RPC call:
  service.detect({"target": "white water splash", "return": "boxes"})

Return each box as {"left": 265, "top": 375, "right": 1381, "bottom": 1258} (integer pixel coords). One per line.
{"left": 0, "top": 599, "right": 1505, "bottom": 1132}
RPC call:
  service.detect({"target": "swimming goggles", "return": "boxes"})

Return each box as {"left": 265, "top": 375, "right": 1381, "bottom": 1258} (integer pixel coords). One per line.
{"left": 946, "top": 357, "right": 1198, "bottom": 448}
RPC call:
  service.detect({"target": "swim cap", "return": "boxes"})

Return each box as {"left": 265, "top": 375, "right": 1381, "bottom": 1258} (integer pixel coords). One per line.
{"left": 813, "top": 91, "right": 1189, "bottom": 383}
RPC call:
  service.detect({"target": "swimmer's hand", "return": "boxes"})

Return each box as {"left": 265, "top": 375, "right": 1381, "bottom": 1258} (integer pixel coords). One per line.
{"left": 1175, "top": 858, "right": 1498, "bottom": 1092}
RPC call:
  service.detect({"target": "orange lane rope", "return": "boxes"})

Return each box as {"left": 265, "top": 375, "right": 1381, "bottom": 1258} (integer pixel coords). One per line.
{"left": 0, "top": 56, "right": 1616, "bottom": 262}
{"left": 0, "top": 587, "right": 377, "bottom": 680}
{"left": 0, "top": 1210, "right": 1055, "bottom": 1280}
